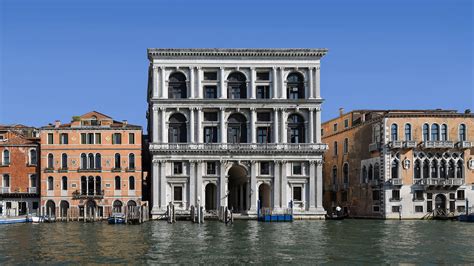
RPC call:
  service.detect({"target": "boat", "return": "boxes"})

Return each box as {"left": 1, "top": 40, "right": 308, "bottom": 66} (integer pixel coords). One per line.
{"left": 0, "top": 216, "right": 30, "bottom": 224}
{"left": 326, "top": 206, "right": 346, "bottom": 220}
{"left": 31, "top": 216, "right": 44, "bottom": 223}
{"left": 108, "top": 213, "right": 126, "bottom": 224}
{"left": 458, "top": 214, "right": 474, "bottom": 222}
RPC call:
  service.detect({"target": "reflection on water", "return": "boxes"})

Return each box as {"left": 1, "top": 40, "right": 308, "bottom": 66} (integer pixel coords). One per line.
{"left": 0, "top": 220, "right": 473, "bottom": 264}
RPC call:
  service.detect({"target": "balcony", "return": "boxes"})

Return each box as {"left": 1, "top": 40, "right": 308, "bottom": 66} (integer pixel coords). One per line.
{"left": 28, "top": 187, "right": 37, "bottom": 193}
{"left": 125, "top": 167, "right": 136, "bottom": 172}
{"left": 415, "top": 178, "right": 463, "bottom": 188}
{"left": 150, "top": 143, "right": 328, "bottom": 154}
{"left": 457, "top": 141, "right": 472, "bottom": 149}
{"left": 111, "top": 168, "right": 122, "bottom": 172}
{"left": 58, "top": 167, "right": 68, "bottom": 173}
{"left": 389, "top": 141, "right": 403, "bottom": 149}
{"left": 72, "top": 190, "right": 105, "bottom": 199}
{"left": 77, "top": 168, "right": 102, "bottom": 173}
{"left": 404, "top": 141, "right": 417, "bottom": 148}
{"left": 390, "top": 178, "right": 403, "bottom": 186}
{"left": 422, "top": 141, "right": 454, "bottom": 149}
{"left": 369, "top": 142, "right": 381, "bottom": 152}
{"left": 0, "top": 187, "right": 10, "bottom": 194}
{"left": 44, "top": 168, "right": 54, "bottom": 173}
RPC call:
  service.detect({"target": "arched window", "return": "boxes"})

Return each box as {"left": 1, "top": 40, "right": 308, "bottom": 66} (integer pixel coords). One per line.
{"left": 431, "top": 124, "right": 439, "bottom": 141}
{"left": 227, "top": 72, "right": 247, "bottom": 99}
{"left": 87, "top": 176, "right": 94, "bottom": 195}
{"left": 227, "top": 113, "right": 247, "bottom": 143}
{"left": 430, "top": 160, "right": 438, "bottom": 178}
{"left": 81, "top": 176, "right": 87, "bottom": 194}
{"left": 288, "top": 114, "right": 305, "bottom": 143}
{"left": 47, "top": 153, "right": 54, "bottom": 169}
{"left": 115, "top": 176, "right": 121, "bottom": 190}
{"left": 169, "top": 113, "right": 187, "bottom": 143}
{"left": 391, "top": 160, "right": 399, "bottom": 179}
{"left": 343, "top": 138, "right": 349, "bottom": 154}
{"left": 374, "top": 163, "right": 380, "bottom": 180}
{"left": 459, "top": 124, "right": 466, "bottom": 141}
{"left": 362, "top": 166, "right": 367, "bottom": 183}
{"left": 61, "top": 176, "right": 67, "bottom": 190}
{"left": 30, "top": 149, "right": 37, "bottom": 165}
{"left": 129, "top": 176, "right": 135, "bottom": 190}
{"left": 114, "top": 153, "right": 121, "bottom": 169}
{"left": 343, "top": 163, "right": 349, "bottom": 184}
{"left": 440, "top": 160, "right": 447, "bottom": 178}
{"left": 3, "top": 174, "right": 10, "bottom": 188}
{"left": 81, "top": 153, "right": 87, "bottom": 169}
{"left": 414, "top": 160, "right": 421, "bottom": 179}
{"left": 423, "top": 123, "right": 430, "bottom": 141}
{"left": 168, "top": 72, "right": 187, "bottom": 99}
{"left": 448, "top": 160, "right": 455, "bottom": 178}
{"left": 391, "top": 124, "right": 398, "bottom": 141}
{"left": 456, "top": 161, "right": 463, "bottom": 179}
{"left": 2, "top": 150, "right": 10, "bottom": 165}
{"left": 61, "top": 153, "right": 68, "bottom": 169}
{"left": 113, "top": 200, "right": 123, "bottom": 213}
{"left": 405, "top": 124, "right": 412, "bottom": 141}
{"left": 129, "top": 154, "right": 135, "bottom": 169}
{"left": 95, "top": 176, "right": 101, "bottom": 194}
{"left": 287, "top": 72, "right": 305, "bottom": 99}
{"left": 48, "top": 176, "right": 54, "bottom": 190}
{"left": 423, "top": 160, "right": 430, "bottom": 178}
{"left": 368, "top": 164, "right": 373, "bottom": 181}
{"left": 333, "top": 141, "right": 338, "bottom": 156}
{"left": 95, "top": 153, "right": 101, "bottom": 169}
{"left": 332, "top": 166, "right": 337, "bottom": 184}
{"left": 88, "top": 153, "right": 94, "bottom": 169}
{"left": 441, "top": 124, "right": 448, "bottom": 141}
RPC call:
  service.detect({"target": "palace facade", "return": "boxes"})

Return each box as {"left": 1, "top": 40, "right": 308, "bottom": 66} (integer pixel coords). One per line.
{"left": 322, "top": 109, "right": 474, "bottom": 219}
{"left": 39, "top": 112, "right": 143, "bottom": 218}
{"left": 147, "top": 48, "right": 328, "bottom": 219}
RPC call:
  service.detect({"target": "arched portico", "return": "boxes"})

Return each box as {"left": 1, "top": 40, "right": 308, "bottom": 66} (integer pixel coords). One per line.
{"left": 258, "top": 183, "right": 271, "bottom": 209}
{"left": 227, "top": 164, "right": 249, "bottom": 213}
{"left": 205, "top": 183, "right": 218, "bottom": 211}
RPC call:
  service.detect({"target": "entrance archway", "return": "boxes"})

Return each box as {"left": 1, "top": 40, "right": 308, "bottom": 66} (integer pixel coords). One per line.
{"left": 258, "top": 183, "right": 271, "bottom": 209}
{"left": 60, "top": 201, "right": 69, "bottom": 218}
{"left": 205, "top": 183, "right": 217, "bottom": 211}
{"left": 86, "top": 200, "right": 97, "bottom": 217}
{"left": 227, "top": 165, "right": 248, "bottom": 213}
{"left": 45, "top": 200, "right": 56, "bottom": 217}
{"left": 435, "top": 194, "right": 447, "bottom": 216}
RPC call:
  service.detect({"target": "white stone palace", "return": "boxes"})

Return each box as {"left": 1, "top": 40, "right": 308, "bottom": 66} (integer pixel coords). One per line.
{"left": 147, "top": 48, "right": 328, "bottom": 219}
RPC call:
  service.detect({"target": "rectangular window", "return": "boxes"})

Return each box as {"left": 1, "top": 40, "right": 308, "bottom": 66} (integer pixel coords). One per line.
{"left": 204, "top": 112, "right": 218, "bottom": 121}
{"left": 47, "top": 133, "right": 54, "bottom": 144}
{"left": 392, "top": 206, "right": 400, "bottom": 213}
{"left": 256, "top": 71, "right": 270, "bottom": 81}
{"left": 206, "top": 162, "right": 216, "bottom": 175}
{"left": 427, "top": 193, "right": 433, "bottom": 200}
{"left": 414, "top": 190, "right": 424, "bottom": 201}
{"left": 257, "top": 127, "right": 271, "bottom": 143}
{"left": 230, "top": 87, "right": 242, "bottom": 99}
{"left": 449, "top": 193, "right": 455, "bottom": 200}
{"left": 257, "top": 112, "right": 271, "bottom": 122}
{"left": 415, "top": 206, "right": 424, "bottom": 213}
{"left": 292, "top": 162, "right": 302, "bottom": 175}
{"left": 95, "top": 133, "right": 101, "bottom": 144}
{"left": 256, "top": 85, "right": 270, "bottom": 99}
{"left": 203, "top": 71, "right": 217, "bottom": 81}
{"left": 344, "top": 119, "right": 349, "bottom": 128}
{"left": 457, "top": 190, "right": 465, "bottom": 200}
{"left": 372, "top": 190, "right": 380, "bottom": 201}
{"left": 112, "top": 133, "right": 122, "bottom": 144}
{"left": 173, "top": 186, "right": 183, "bottom": 201}
{"left": 129, "top": 133, "right": 135, "bottom": 144}
{"left": 293, "top": 186, "right": 302, "bottom": 201}
{"left": 32, "top": 202, "right": 39, "bottom": 210}
{"left": 427, "top": 201, "right": 433, "bottom": 212}
{"left": 81, "top": 133, "right": 86, "bottom": 144}
{"left": 30, "top": 175, "right": 37, "bottom": 188}
{"left": 343, "top": 139, "right": 348, "bottom": 154}
{"left": 260, "top": 162, "right": 270, "bottom": 175}
{"left": 392, "top": 190, "right": 400, "bottom": 200}
{"left": 60, "top": 133, "right": 68, "bottom": 144}
{"left": 204, "top": 86, "right": 218, "bottom": 99}
{"left": 88, "top": 133, "right": 94, "bottom": 144}
{"left": 333, "top": 123, "right": 338, "bottom": 132}
{"left": 449, "top": 201, "right": 455, "bottom": 212}
{"left": 204, "top": 127, "right": 218, "bottom": 143}
{"left": 173, "top": 162, "right": 183, "bottom": 175}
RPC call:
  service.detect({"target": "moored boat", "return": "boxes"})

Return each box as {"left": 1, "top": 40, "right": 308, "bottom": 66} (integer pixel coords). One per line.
{"left": 108, "top": 213, "right": 126, "bottom": 224}
{"left": 0, "top": 216, "right": 29, "bottom": 224}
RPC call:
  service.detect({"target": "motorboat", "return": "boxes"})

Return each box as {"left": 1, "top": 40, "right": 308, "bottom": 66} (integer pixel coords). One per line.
{"left": 108, "top": 213, "right": 126, "bottom": 224}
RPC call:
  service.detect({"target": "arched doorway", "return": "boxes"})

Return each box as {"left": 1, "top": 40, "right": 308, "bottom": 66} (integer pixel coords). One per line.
{"left": 205, "top": 183, "right": 217, "bottom": 211}
{"left": 45, "top": 200, "right": 56, "bottom": 217}
{"left": 113, "top": 200, "right": 123, "bottom": 213}
{"left": 86, "top": 200, "right": 97, "bottom": 217}
{"left": 258, "top": 183, "right": 271, "bottom": 209}
{"left": 60, "top": 201, "right": 69, "bottom": 218}
{"left": 228, "top": 165, "right": 248, "bottom": 213}
{"left": 434, "top": 194, "right": 447, "bottom": 216}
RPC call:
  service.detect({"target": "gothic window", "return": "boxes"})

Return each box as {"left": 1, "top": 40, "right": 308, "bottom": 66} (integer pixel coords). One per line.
{"left": 414, "top": 160, "right": 421, "bottom": 179}
{"left": 391, "top": 160, "right": 399, "bottom": 179}
{"left": 431, "top": 160, "right": 438, "bottom": 178}
{"left": 168, "top": 72, "right": 187, "bottom": 99}
{"left": 227, "top": 72, "right": 247, "bottom": 99}
{"left": 287, "top": 114, "right": 305, "bottom": 143}
{"left": 456, "top": 161, "right": 463, "bottom": 178}
{"left": 448, "top": 160, "right": 455, "bottom": 178}
{"left": 169, "top": 113, "right": 187, "bottom": 143}
{"left": 423, "top": 160, "right": 430, "bottom": 178}
{"left": 227, "top": 113, "right": 247, "bottom": 143}
{"left": 287, "top": 72, "right": 304, "bottom": 99}
{"left": 405, "top": 124, "right": 412, "bottom": 141}
{"left": 440, "top": 160, "right": 447, "bottom": 178}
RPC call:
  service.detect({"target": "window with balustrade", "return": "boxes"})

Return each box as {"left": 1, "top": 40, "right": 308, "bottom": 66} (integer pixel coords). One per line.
{"left": 129, "top": 153, "right": 135, "bottom": 169}
{"left": 423, "top": 124, "right": 430, "bottom": 141}
{"left": 431, "top": 124, "right": 440, "bottom": 141}
{"left": 287, "top": 72, "right": 304, "bottom": 99}
{"left": 168, "top": 72, "right": 187, "bottom": 99}
{"left": 405, "top": 124, "right": 412, "bottom": 141}
{"left": 459, "top": 124, "right": 466, "bottom": 141}
{"left": 257, "top": 127, "right": 271, "bottom": 143}
{"left": 204, "top": 86, "right": 218, "bottom": 99}
{"left": 204, "top": 127, "right": 218, "bottom": 143}
{"left": 288, "top": 114, "right": 305, "bottom": 143}
{"left": 441, "top": 124, "right": 448, "bottom": 141}
{"left": 391, "top": 124, "right": 398, "bottom": 141}
{"left": 169, "top": 113, "right": 187, "bottom": 143}
{"left": 206, "top": 162, "right": 217, "bottom": 175}
{"left": 227, "top": 72, "right": 247, "bottom": 99}
{"left": 227, "top": 113, "right": 247, "bottom": 143}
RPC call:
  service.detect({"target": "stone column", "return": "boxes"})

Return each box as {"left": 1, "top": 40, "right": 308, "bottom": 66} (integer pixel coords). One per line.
{"left": 152, "top": 66, "right": 159, "bottom": 98}
{"left": 316, "top": 160, "right": 324, "bottom": 210}
{"left": 160, "top": 67, "right": 167, "bottom": 99}
{"left": 315, "top": 66, "right": 321, "bottom": 99}
{"left": 309, "top": 108, "right": 314, "bottom": 144}
{"left": 160, "top": 107, "right": 166, "bottom": 143}
{"left": 220, "top": 107, "right": 227, "bottom": 143}
{"left": 279, "top": 67, "right": 286, "bottom": 99}
{"left": 250, "top": 67, "right": 256, "bottom": 99}
{"left": 220, "top": 67, "right": 226, "bottom": 99}
{"left": 160, "top": 161, "right": 167, "bottom": 210}
{"left": 250, "top": 161, "right": 257, "bottom": 213}
{"left": 309, "top": 160, "right": 316, "bottom": 211}
{"left": 281, "top": 161, "right": 288, "bottom": 209}
{"left": 219, "top": 161, "right": 227, "bottom": 207}
{"left": 273, "top": 161, "right": 281, "bottom": 209}
{"left": 189, "top": 108, "right": 195, "bottom": 143}
{"left": 250, "top": 108, "right": 257, "bottom": 143}
{"left": 308, "top": 67, "right": 314, "bottom": 99}
{"left": 273, "top": 108, "right": 279, "bottom": 143}
{"left": 152, "top": 106, "right": 159, "bottom": 143}
{"left": 189, "top": 161, "right": 196, "bottom": 207}
{"left": 315, "top": 109, "right": 322, "bottom": 143}
{"left": 281, "top": 109, "right": 287, "bottom": 144}
{"left": 152, "top": 161, "right": 159, "bottom": 212}
{"left": 196, "top": 161, "right": 203, "bottom": 207}
{"left": 196, "top": 107, "right": 203, "bottom": 143}
{"left": 197, "top": 67, "right": 203, "bottom": 98}
{"left": 272, "top": 67, "right": 278, "bottom": 99}
{"left": 189, "top": 66, "right": 195, "bottom": 98}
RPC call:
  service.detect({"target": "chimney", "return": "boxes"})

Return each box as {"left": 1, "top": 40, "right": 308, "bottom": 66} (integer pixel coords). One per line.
{"left": 55, "top": 120, "right": 61, "bottom": 128}
{"left": 339, "top": 108, "right": 344, "bottom": 117}
{"left": 122, "top": 120, "right": 128, "bottom": 127}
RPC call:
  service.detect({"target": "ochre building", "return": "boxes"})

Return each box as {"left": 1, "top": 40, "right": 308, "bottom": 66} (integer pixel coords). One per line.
{"left": 322, "top": 109, "right": 473, "bottom": 219}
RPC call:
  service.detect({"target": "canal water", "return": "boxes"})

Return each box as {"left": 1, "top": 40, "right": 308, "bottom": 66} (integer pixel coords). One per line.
{"left": 0, "top": 220, "right": 473, "bottom": 264}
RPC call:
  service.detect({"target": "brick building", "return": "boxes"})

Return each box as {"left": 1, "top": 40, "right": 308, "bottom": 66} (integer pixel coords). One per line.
{"left": 0, "top": 125, "right": 40, "bottom": 217}
{"left": 322, "top": 109, "right": 474, "bottom": 219}
{"left": 39, "top": 111, "right": 143, "bottom": 219}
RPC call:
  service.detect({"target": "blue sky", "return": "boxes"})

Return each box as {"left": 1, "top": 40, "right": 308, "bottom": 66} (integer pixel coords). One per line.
{"left": 1, "top": 0, "right": 472, "bottom": 129}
